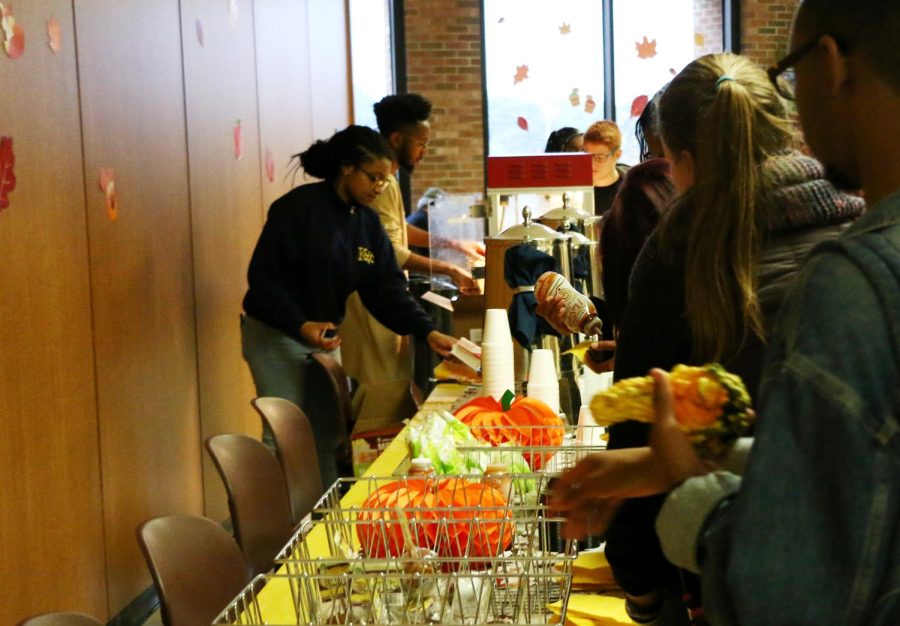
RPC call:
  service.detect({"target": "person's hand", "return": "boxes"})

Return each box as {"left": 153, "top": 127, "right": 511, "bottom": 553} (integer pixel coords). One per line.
{"left": 426, "top": 330, "right": 457, "bottom": 358}
{"left": 534, "top": 293, "right": 571, "bottom": 334}
{"left": 584, "top": 339, "right": 616, "bottom": 373}
{"left": 299, "top": 321, "right": 341, "bottom": 351}
{"left": 453, "top": 239, "right": 486, "bottom": 263}
{"left": 548, "top": 447, "right": 673, "bottom": 539}
{"left": 647, "top": 368, "right": 709, "bottom": 484}
{"left": 446, "top": 264, "right": 481, "bottom": 295}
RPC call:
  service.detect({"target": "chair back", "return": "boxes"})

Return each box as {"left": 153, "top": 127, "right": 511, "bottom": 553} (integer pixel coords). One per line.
{"left": 19, "top": 614, "right": 103, "bottom": 626}
{"left": 136, "top": 515, "right": 247, "bottom": 626}
{"left": 309, "top": 353, "right": 355, "bottom": 469}
{"left": 251, "top": 397, "right": 325, "bottom": 525}
{"left": 205, "top": 434, "right": 294, "bottom": 576}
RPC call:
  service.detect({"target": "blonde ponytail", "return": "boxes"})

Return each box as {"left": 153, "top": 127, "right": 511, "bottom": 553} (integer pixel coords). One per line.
{"left": 657, "top": 54, "right": 793, "bottom": 362}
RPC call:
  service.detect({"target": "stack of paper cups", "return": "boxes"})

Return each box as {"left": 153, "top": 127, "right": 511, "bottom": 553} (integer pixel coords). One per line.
{"left": 526, "top": 348, "right": 560, "bottom": 413}
{"left": 481, "top": 309, "right": 516, "bottom": 400}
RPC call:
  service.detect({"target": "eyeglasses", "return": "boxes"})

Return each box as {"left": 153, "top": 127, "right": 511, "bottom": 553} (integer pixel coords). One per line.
{"left": 768, "top": 36, "right": 848, "bottom": 101}
{"left": 358, "top": 167, "right": 390, "bottom": 191}
{"left": 589, "top": 152, "right": 617, "bottom": 164}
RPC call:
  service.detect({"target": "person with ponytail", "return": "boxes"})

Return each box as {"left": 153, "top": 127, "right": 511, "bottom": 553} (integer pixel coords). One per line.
{"left": 241, "top": 125, "right": 456, "bottom": 487}
{"left": 560, "top": 53, "right": 865, "bottom": 624}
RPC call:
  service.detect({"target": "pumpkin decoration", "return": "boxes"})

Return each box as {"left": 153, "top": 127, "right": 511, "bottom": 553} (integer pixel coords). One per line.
{"left": 435, "top": 477, "right": 513, "bottom": 560}
{"left": 356, "top": 479, "right": 438, "bottom": 558}
{"left": 454, "top": 391, "right": 565, "bottom": 469}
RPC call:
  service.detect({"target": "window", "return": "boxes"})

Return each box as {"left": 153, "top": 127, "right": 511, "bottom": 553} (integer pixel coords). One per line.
{"left": 349, "top": 0, "right": 394, "bottom": 129}
{"left": 483, "top": 0, "right": 730, "bottom": 163}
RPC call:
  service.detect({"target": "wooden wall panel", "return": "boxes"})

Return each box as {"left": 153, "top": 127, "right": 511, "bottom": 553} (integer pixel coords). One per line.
{"left": 73, "top": 0, "right": 203, "bottom": 614}
{"left": 306, "top": 1, "right": 352, "bottom": 142}
{"left": 0, "top": 4, "right": 107, "bottom": 623}
{"left": 254, "top": 0, "right": 315, "bottom": 210}
{"left": 180, "top": 0, "right": 264, "bottom": 523}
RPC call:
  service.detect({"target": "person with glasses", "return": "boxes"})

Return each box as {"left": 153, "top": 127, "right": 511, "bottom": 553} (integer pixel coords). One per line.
{"left": 341, "top": 93, "right": 482, "bottom": 429}
{"left": 550, "top": 49, "right": 866, "bottom": 624}
{"left": 241, "top": 124, "right": 457, "bottom": 487}
{"left": 583, "top": 120, "right": 629, "bottom": 217}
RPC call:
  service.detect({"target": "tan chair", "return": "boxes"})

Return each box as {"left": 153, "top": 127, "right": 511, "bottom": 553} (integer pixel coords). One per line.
{"left": 19, "top": 614, "right": 103, "bottom": 626}
{"left": 309, "top": 352, "right": 356, "bottom": 474}
{"left": 205, "top": 433, "right": 294, "bottom": 576}
{"left": 136, "top": 515, "right": 248, "bottom": 626}
{"left": 251, "top": 397, "right": 325, "bottom": 526}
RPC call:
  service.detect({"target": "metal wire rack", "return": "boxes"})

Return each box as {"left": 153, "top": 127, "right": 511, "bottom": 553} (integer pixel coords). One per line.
{"left": 214, "top": 475, "right": 576, "bottom": 625}
{"left": 452, "top": 423, "right": 607, "bottom": 474}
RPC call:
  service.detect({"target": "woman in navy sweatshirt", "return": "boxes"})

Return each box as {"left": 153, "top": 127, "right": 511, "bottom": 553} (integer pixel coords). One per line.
{"left": 241, "top": 125, "right": 456, "bottom": 486}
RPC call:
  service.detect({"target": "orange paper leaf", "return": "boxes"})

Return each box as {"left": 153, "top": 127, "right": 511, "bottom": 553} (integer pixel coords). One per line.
{"left": 513, "top": 64, "right": 529, "bottom": 84}
{"left": 99, "top": 168, "right": 118, "bottom": 221}
{"left": 636, "top": 35, "right": 657, "bottom": 59}
{"left": 1, "top": 3, "right": 25, "bottom": 59}
{"left": 47, "top": 16, "right": 60, "bottom": 53}
{"left": 559, "top": 23, "right": 570, "bottom": 35}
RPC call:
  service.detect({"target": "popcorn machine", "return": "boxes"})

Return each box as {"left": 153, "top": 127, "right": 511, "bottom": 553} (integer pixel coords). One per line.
{"left": 485, "top": 153, "right": 594, "bottom": 237}
{"left": 483, "top": 154, "right": 598, "bottom": 420}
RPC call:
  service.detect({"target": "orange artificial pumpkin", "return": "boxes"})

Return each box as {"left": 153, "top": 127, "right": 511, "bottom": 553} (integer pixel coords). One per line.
{"left": 454, "top": 394, "right": 565, "bottom": 469}
{"left": 356, "top": 479, "right": 438, "bottom": 558}
{"left": 435, "top": 477, "right": 513, "bottom": 560}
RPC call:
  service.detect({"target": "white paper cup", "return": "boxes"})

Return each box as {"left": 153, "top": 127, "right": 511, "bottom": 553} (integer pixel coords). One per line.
{"left": 482, "top": 309, "right": 513, "bottom": 344}
{"left": 528, "top": 348, "right": 558, "bottom": 386}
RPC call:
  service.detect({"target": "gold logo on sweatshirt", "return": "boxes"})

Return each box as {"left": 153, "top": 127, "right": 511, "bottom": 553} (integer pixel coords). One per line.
{"left": 357, "top": 246, "right": 374, "bottom": 264}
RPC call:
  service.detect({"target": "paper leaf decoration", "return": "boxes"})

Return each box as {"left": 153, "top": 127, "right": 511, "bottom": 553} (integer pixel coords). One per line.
{"left": 513, "top": 64, "right": 529, "bottom": 84}
{"left": 569, "top": 88, "right": 580, "bottom": 107}
{"left": 630, "top": 95, "right": 649, "bottom": 118}
{"left": 196, "top": 19, "right": 204, "bottom": 46}
{"left": 517, "top": 116, "right": 528, "bottom": 131}
{"left": 636, "top": 36, "right": 657, "bottom": 59}
{"left": 1, "top": 3, "right": 25, "bottom": 59}
{"left": 695, "top": 32, "right": 705, "bottom": 47}
{"left": 584, "top": 95, "right": 596, "bottom": 114}
{"left": 233, "top": 119, "right": 242, "bottom": 159}
{"left": 265, "top": 148, "right": 275, "bottom": 182}
{"left": 0, "top": 136, "right": 16, "bottom": 211}
{"left": 559, "top": 23, "right": 570, "bottom": 35}
{"left": 48, "top": 16, "right": 61, "bottom": 53}
{"left": 99, "top": 168, "right": 118, "bottom": 221}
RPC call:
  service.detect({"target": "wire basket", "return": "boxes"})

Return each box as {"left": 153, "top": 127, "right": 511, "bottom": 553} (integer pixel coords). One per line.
{"left": 215, "top": 563, "right": 573, "bottom": 625}
{"left": 305, "top": 474, "right": 572, "bottom": 562}
{"left": 452, "top": 423, "right": 607, "bottom": 474}
{"left": 212, "top": 475, "right": 578, "bottom": 625}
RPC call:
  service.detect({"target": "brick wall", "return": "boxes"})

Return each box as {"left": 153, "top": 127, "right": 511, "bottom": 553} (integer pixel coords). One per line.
{"left": 694, "top": 0, "right": 724, "bottom": 57}
{"left": 403, "top": 0, "right": 799, "bottom": 200}
{"left": 404, "top": 0, "right": 485, "bottom": 203}
{"left": 740, "top": 0, "right": 800, "bottom": 65}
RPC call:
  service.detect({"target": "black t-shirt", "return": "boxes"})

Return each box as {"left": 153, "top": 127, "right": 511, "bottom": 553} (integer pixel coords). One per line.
{"left": 593, "top": 174, "right": 625, "bottom": 217}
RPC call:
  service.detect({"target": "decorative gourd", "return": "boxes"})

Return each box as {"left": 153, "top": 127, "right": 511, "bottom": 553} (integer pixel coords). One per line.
{"left": 356, "top": 479, "right": 438, "bottom": 558}
{"left": 454, "top": 391, "right": 565, "bottom": 469}
{"left": 435, "top": 477, "right": 513, "bottom": 560}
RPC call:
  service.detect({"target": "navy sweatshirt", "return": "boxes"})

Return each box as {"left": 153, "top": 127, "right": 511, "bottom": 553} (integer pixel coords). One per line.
{"left": 243, "top": 181, "right": 436, "bottom": 341}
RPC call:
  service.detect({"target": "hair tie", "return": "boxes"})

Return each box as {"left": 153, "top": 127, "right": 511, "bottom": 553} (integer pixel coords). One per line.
{"left": 715, "top": 74, "right": 735, "bottom": 87}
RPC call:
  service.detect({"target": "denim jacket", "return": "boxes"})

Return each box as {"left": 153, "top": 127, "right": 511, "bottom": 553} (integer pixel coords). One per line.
{"left": 656, "top": 190, "right": 900, "bottom": 625}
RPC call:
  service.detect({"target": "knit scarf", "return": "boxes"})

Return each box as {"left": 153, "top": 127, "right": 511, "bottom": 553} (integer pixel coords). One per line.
{"left": 762, "top": 152, "right": 866, "bottom": 233}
